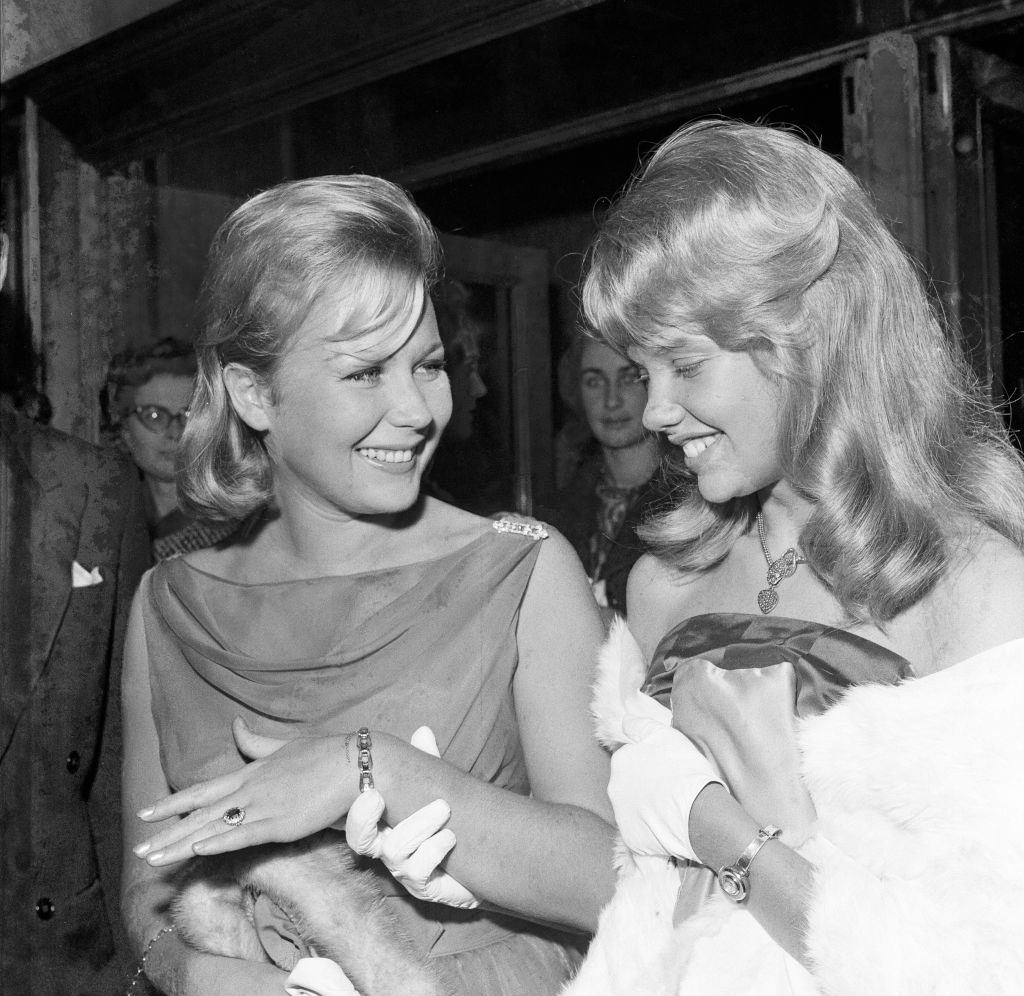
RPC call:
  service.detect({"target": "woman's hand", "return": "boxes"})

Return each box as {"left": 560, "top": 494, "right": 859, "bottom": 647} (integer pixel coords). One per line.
{"left": 347, "top": 789, "right": 480, "bottom": 908}
{"left": 670, "top": 659, "right": 817, "bottom": 840}
{"left": 134, "top": 717, "right": 356, "bottom": 866}
{"left": 345, "top": 726, "right": 480, "bottom": 909}
{"left": 607, "top": 705, "right": 724, "bottom": 862}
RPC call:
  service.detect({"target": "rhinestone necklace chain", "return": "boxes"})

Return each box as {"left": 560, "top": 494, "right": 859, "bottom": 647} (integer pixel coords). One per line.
{"left": 755, "top": 511, "right": 806, "bottom": 614}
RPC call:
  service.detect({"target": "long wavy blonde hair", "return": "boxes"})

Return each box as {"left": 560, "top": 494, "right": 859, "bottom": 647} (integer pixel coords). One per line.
{"left": 179, "top": 174, "right": 441, "bottom": 523}
{"left": 582, "top": 119, "right": 1024, "bottom": 623}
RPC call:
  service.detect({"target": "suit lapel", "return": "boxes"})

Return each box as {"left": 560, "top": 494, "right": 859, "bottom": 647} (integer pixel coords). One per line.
{"left": 0, "top": 419, "right": 86, "bottom": 759}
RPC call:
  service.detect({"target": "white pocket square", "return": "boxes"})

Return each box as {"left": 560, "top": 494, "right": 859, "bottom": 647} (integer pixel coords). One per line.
{"left": 72, "top": 561, "right": 104, "bottom": 588}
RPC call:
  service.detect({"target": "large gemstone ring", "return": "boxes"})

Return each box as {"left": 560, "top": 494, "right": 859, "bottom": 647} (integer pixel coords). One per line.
{"left": 222, "top": 806, "right": 246, "bottom": 826}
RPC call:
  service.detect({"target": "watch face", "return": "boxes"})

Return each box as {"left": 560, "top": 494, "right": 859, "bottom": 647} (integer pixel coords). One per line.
{"left": 717, "top": 865, "right": 750, "bottom": 902}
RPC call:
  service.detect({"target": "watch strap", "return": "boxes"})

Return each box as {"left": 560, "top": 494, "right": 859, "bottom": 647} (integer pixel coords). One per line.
{"left": 717, "top": 824, "right": 781, "bottom": 902}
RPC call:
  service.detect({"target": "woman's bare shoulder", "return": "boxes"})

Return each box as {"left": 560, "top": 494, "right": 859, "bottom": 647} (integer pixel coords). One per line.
{"left": 626, "top": 554, "right": 703, "bottom": 659}
{"left": 516, "top": 519, "right": 594, "bottom": 603}
{"left": 952, "top": 529, "right": 1024, "bottom": 631}
{"left": 904, "top": 528, "right": 1024, "bottom": 672}
{"left": 630, "top": 551, "right": 673, "bottom": 586}
{"left": 512, "top": 518, "right": 605, "bottom": 664}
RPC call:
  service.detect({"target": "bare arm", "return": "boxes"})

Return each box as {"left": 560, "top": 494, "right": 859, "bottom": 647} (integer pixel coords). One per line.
{"left": 688, "top": 785, "right": 814, "bottom": 963}
{"left": 432, "top": 527, "right": 617, "bottom": 927}
{"left": 120, "top": 593, "right": 289, "bottom": 995}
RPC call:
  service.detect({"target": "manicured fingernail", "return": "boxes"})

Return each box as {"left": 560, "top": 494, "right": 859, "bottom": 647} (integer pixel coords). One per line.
{"left": 146, "top": 851, "right": 165, "bottom": 864}
{"left": 192, "top": 840, "right": 209, "bottom": 855}
{"left": 137, "top": 807, "right": 154, "bottom": 818}
{"left": 133, "top": 842, "right": 151, "bottom": 857}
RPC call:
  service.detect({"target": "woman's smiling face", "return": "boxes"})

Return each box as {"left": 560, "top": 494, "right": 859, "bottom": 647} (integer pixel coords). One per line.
{"left": 258, "top": 285, "right": 452, "bottom": 519}
{"left": 629, "top": 333, "right": 785, "bottom": 504}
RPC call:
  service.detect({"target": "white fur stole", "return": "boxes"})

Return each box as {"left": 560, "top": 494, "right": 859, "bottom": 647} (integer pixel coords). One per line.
{"left": 562, "top": 618, "right": 817, "bottom": 996}
{"left": 565, "top": 625, "right": 1024, "bottom": 996}
{"left": 799, "top": 638, "right": 1024, "bottom": 996}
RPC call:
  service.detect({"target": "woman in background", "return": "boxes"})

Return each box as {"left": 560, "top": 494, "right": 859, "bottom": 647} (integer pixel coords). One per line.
{"left": 543, "top": 333, "right": 665, "bottom": 618}
{"left": 121, "top": 175, "right": 615, "bottom": 995}
{"left": 104, "top": 337, "right": 237, "bottom": 559}
{"left": 566, "top": 119, "right": 1024, "bottom": 994}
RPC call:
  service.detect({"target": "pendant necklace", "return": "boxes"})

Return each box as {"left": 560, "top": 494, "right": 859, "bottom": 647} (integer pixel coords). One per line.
{"left": 755, "top": 511, "right": 805, "bottom": 614}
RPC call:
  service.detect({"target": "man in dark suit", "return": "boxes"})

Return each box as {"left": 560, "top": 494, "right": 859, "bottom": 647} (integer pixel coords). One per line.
{"left": 1, "top": 232, "right": 150, "bottom": 992}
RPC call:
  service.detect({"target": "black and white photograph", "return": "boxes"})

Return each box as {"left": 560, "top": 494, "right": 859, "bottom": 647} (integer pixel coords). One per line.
{"left": 2, "top": 2, "right": 1023, "bottom": 993}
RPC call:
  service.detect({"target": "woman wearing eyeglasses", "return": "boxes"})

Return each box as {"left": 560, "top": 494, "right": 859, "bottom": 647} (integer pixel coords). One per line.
{"left": 103, "top": 338, "right": 238, "bottom": 560}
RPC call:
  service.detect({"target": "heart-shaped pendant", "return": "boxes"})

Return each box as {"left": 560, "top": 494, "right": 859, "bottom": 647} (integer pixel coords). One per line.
{"left": 757, "top": 587, "right": 779, "bottom": 614}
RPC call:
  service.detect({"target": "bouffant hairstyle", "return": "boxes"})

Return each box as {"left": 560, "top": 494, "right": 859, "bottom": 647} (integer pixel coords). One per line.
{"left": 582, "top": 119, "right": 1024, "bottom": 623}
{"left": 179, "top": 175, "right": 441, "bottom": 522}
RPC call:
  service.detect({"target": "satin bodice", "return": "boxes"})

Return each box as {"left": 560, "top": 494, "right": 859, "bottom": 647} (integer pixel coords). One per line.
{"left": 643, "top": 612, "right": 914, "bottom": 718}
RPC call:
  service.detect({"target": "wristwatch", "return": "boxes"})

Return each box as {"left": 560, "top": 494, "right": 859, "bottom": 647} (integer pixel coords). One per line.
{"left": 717, "top": 824, "right": 781, "bottom": 902}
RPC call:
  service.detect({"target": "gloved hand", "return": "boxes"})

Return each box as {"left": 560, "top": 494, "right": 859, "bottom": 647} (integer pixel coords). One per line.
{"left": 608, "top": 683, "right": 726, "bottom": 863}
{"left": 345, "top": 726, "right": 480, "bottom": 909}
{"left": 285, "top": 956, "right": 360, "bottom": 996}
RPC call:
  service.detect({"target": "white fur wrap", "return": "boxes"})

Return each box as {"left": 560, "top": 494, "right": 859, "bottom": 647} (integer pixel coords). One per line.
{"left": 563, "top": 623, "right": 1024, "bottom": 996}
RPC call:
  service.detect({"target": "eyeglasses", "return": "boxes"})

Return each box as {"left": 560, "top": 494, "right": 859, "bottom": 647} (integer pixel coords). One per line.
{"left": 131, "top": 405, "right": 189, "bottom": 434}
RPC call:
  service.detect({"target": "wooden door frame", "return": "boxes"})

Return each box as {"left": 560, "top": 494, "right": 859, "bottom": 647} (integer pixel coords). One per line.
{"left": 841, "top": 30, "right": 1020, "bottom": 393}
{"left": 439, "top": 232, "right": 552, "bottom": 514}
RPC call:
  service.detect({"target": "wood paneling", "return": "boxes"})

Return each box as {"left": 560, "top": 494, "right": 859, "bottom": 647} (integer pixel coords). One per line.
{"left": 11, "top": 0, "right": 609, "bottom": 164}
{"left": 33, "top": 115, "right": 153, "bottom": 438}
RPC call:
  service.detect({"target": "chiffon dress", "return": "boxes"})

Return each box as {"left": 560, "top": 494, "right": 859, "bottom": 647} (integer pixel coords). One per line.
{"left": 138, "top": 523, "right": 584, "bottom": 995}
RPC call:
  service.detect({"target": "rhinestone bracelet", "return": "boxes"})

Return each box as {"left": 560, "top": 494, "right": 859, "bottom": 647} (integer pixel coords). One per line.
{"left": 357, "top": 727, "right": 374, "bottom": 792}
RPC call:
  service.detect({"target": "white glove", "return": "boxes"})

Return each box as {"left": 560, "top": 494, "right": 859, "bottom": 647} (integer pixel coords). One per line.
{"left": 285, "top": 956, "right": 360, "bottom": 996}
{"left": 621, "top": 687, "right": 673, "bottom": 731}
{"left": 345, "top": 726, "right": 480, "bottom": 909}
{"left": 608, "top": 699, "right": 725, "bottom": 863}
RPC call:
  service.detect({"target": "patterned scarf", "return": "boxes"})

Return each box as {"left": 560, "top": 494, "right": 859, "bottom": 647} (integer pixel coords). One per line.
{"left": 589, "top": 474, "right": 642, "bottom": 581}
